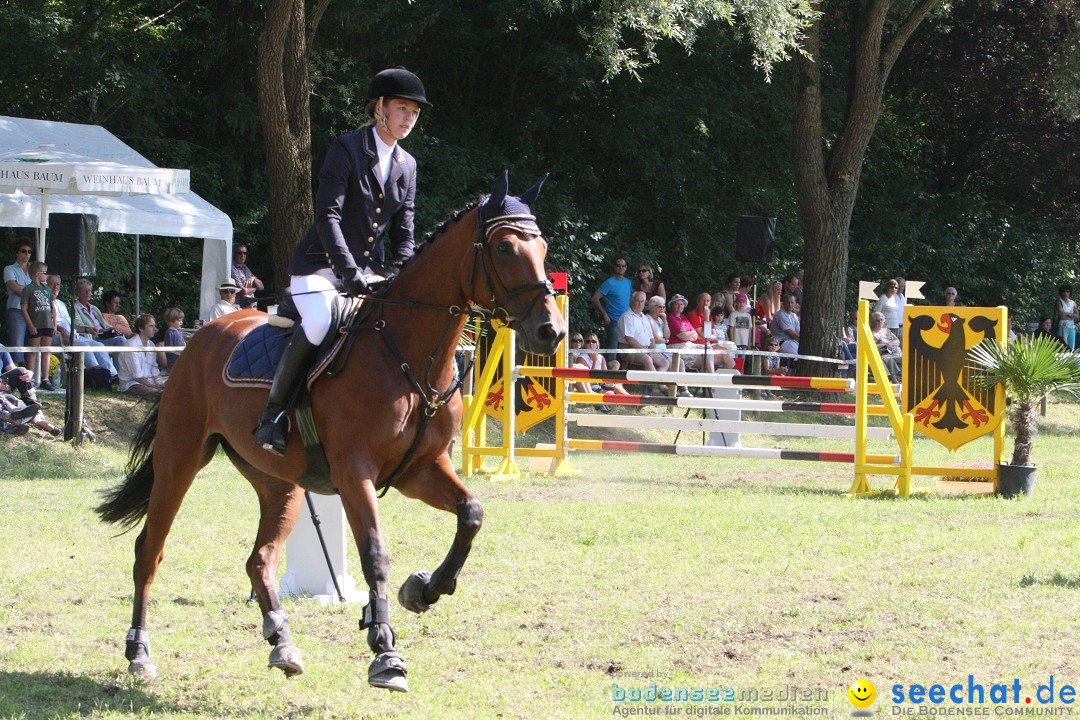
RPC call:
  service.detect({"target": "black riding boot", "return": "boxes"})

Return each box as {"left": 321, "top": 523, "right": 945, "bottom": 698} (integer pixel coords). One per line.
{"left": 253, "top": 331, "right": 318, "bottom": 456}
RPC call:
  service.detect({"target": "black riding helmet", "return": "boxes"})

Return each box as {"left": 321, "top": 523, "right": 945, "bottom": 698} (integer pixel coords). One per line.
{"left": 367, "top": 67, "right": 431, "bottom": 107}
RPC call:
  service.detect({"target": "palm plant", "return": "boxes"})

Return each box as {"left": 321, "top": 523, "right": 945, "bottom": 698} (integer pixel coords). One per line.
{"left": 968, "top": 334, "right": 1080, "bottom": 467}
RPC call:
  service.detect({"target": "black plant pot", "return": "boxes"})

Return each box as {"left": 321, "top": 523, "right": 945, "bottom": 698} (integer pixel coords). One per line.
{"left": 997, "top": 464, "right": 1036, "bottom": 498}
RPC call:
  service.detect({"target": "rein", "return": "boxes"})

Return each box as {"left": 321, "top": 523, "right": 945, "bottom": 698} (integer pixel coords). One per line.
{"left": 335, "top": 210, "right": 554, "bottom": 497}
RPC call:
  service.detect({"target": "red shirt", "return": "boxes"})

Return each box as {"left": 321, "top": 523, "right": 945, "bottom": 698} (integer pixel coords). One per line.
{"left": 685, "top": 307, "right": 708, "bottom": 345}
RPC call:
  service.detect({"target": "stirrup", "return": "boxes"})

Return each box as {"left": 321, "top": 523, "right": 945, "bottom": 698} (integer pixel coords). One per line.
{"left": 254, "top": 408, "right": 290, "bottom": 455}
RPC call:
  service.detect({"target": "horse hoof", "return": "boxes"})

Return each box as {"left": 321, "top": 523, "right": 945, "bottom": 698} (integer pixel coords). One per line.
{"left": 368, "top": 651, "right": 409, "bottom": 693}
{"left": 398, "top": 571, "right": 432, "bottom": 614}
{"left": 268, "top": 643, "right": 304, "bottom": 678}
{"left": 128, "top": 660, "right": 157, "bottom": 679}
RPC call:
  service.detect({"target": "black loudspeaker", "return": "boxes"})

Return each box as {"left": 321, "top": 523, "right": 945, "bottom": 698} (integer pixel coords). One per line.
{"left": 735, "top": 216, "right": 776, "bottom": 263}
{"left": 45, "top": 213, "right": 98, "bottom": 276}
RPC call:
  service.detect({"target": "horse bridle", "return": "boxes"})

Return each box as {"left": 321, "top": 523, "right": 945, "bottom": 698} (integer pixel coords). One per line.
{"left": 469, "top": 213, "right": 556, "bottom": 328}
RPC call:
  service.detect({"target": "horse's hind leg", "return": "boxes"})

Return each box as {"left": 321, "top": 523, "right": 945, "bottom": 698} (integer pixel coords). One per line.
{"left": 338, "top": 475, "right": 408, "bottom": 692}
{"left": 393, "top": 454, "right": 483, "bottom": 614}
{"left": 127, "top": 438, "right": 217, "bottom": 679}
{"left": 240, "top": 471, "right": 305, "bottom": 677}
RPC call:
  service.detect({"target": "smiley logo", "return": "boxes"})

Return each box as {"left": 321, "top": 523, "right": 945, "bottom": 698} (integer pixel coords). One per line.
{"left": 848, "top": 678, "right": 876, "bottom": 709}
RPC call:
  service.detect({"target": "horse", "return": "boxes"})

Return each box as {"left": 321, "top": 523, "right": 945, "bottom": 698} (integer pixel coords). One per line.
{"left": 95, "top": 172, "right": 566, "bottom": 692}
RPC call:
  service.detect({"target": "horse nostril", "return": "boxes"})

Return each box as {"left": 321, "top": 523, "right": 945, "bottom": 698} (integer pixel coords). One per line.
{"left": 538, "top": 323, "right": 561, "bottom": 343}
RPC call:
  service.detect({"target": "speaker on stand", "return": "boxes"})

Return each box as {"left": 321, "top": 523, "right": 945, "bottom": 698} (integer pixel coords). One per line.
{"left": 735, "top": 216, "right": 776, "bottom": 263}
{"left": 45, "top": 213, "right": 98, "bottom": 277}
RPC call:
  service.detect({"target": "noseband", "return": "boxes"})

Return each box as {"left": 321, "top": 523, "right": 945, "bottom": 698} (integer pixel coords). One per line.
{"left": 470, "top": 214, "right": 555, "bottom": 328}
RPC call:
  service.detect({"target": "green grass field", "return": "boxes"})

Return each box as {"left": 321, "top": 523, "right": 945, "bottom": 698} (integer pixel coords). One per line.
{"left": 1, "top": 394, "right": 1079, "bottom": 719}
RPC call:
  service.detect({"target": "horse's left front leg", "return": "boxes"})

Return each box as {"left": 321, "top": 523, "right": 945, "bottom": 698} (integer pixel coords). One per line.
{"left": 393, "top": 453, "right": 483, "bottom": 614}
{"left": 338, "top": 475, "right": 408, "bottom": 692}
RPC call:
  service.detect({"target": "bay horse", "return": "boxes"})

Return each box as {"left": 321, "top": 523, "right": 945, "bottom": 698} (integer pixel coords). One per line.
{"left": 96, "top": 172, "right": 565, "bottom": 692}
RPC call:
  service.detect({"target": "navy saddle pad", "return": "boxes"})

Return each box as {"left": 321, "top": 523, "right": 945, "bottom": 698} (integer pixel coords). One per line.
{"left": 226, "top": 324, "right": 291, "bottom": 386}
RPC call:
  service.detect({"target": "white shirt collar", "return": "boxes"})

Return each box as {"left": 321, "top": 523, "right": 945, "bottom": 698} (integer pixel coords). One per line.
{"left": 372, "top": 126, "right": 395, "bottom": 187}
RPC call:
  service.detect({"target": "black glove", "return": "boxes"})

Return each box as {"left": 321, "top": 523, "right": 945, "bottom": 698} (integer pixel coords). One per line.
{"left": 343, "top": 268, "right": 368, "bottom": 296}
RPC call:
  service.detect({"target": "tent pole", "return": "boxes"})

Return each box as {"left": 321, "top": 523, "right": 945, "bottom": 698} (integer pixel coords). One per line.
{"left": 135, "top": 234, "right": 141, "bottom": 316}
{"left": 37, "top": 190, "right": 48, "bottom": 262}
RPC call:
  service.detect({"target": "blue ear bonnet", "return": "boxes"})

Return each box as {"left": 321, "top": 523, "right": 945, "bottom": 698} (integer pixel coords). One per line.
{"left": 480, "top": 171, "right": 546, "bottom": 239}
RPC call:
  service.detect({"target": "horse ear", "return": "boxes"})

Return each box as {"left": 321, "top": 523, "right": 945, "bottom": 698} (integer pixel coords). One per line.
{"left": 486, "top": 170, "right": 509, "bottom": 215}
{"left": 518, "top": 174, "right": 547, "bottom": 208}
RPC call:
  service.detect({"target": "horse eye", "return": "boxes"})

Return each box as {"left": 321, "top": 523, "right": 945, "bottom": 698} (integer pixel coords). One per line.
{"left": 496, "top": 240, "right": 513, "bottom": 255}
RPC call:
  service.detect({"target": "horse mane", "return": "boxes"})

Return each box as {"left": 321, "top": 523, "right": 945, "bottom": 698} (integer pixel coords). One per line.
{"left": 400, "top": 199, "right": 482, "bottom": 269}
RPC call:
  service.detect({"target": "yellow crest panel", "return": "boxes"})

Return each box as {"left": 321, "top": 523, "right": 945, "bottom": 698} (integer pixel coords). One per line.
{"left": 902, "top": 306, "right": 1007, "bottom": 451}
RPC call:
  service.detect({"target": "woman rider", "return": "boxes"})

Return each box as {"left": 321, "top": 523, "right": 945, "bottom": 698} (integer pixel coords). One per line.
{"left": 254, "top": 67, "right": 430, "bottom": 455}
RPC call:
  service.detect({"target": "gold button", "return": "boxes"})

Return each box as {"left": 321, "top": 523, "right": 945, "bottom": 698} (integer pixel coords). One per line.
{"left": 379, "top": 193, "right": 384, "bottom": 199}
{"left": 367, "top": 236, "right": 374, "bottom": 243}
{"left": 363, "top": 251, "right": 370, "bottom": 257}
{"left": 376, "top": 208, "right": 382, "bottom": 214}
{"left": 372, "top": 222, "right": 378, "bottom": 229}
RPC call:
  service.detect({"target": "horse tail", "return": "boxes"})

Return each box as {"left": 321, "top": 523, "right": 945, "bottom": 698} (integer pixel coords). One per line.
{"left": 96, "top": 402, "right": 160, "bottom": 531}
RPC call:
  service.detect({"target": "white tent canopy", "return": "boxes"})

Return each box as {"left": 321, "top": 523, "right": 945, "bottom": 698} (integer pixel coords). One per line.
{"left": 0, "top": 116, "right": 233, "bottom": 320}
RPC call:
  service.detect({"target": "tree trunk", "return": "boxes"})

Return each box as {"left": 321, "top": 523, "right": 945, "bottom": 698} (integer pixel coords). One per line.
{"left": 791, "top": 0, "right": 943, "bottom": 378}
{"left": 257, "top": 0, "right": 316, "bottom": 293}
{"left": 1010, "top": 401, "right": 1038, "bottom": 467}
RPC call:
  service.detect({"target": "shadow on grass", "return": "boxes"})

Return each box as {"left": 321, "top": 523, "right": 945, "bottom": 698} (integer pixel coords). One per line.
{"left": 0, "top": 670, "right": 201, "bottom": 717}
{"left": 1020, "top": 572, "right": 1080, "bottom": 589}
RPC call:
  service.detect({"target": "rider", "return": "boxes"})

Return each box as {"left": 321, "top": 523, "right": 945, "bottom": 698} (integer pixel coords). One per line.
{"left": 253, "top": 67, "right": 430, "bottom": 455}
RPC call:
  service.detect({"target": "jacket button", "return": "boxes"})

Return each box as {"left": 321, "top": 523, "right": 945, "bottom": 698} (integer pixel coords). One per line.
{"left": 363, "top": 251, "right": 370, "bottom": 257}
{"left": 367, "top": 236, "right": 374, "bottom": 243}
{"left": 376, "top": 208, "right": 382, "bottom": 214}
{"left": 379, "top": 193, "right": 384, "bottom": 199}
{"left": 371, "top": 222, "right": 378, "bottom": 229}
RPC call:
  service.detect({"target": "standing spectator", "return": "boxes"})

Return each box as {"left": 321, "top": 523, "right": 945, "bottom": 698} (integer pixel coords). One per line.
{"left": 4, "top": 237, "right": 34, "bottom": 360}
{"left": 617, "top": 291, "right": 670, "bottom": 373}
{"left": 48, "top": 274, "right": 117, "bottom": 382}
{"left": 117, "top": 314, "right": 167, "bottom": 400}
{"left": 1056, "top": 284, "right": 1077, "bottom": 351}
{"left": 943, "top": 287, "right": 958, "bottom": 306}
{"left": 874, "top": 279, "right": 903, "bottom": 344}
{"left": 231, "top": 244, "right": 264, "bottom": 309}
{"left": 770, "top": 293, "right": 801, "bottom": 358}
{"left": 155, "top": 307, "right": 187, "bottom": 370}
{"left": 73, "top": 279, "right": 127, "bottom": 348}
{"left": 101, "top": 290, "right": 135, "bottom": 339}
{"left": 716, "top": 274, "right": 742, "bottom": 315}
{"left": 591, "top": 258, "right": 632, "bottom": 358}
{"left": 632, "top": 263, "right": 666, "bottom": 301}
{"left": 20, "top": 262, "right": 56, "bottom": 390}
{"left": 209, "top": 278, "right": 241, "bottom": 319}
{"left": 729, "top": 293, "right": 753, "bottom": 349}
{"left": 783, "top": 274, "right": 801, "bottom": 306}
{"left": 757, "top": 280, "right": 782, "bottom": 329}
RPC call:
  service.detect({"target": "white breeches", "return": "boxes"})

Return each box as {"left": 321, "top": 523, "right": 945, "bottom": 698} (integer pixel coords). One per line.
{"left": 290, "top": 274, "right": 337, "bottom": 345}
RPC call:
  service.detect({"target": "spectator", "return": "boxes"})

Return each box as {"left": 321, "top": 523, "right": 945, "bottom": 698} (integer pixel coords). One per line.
{"left": 1033, "top": 316, "right": 1068, "bottom": 350}
{"left": 943, "top": 287, "right": 958, "bottom": 306}
{"left": 209, "top": 278, "right": 242, "bottom": 319}
{"left": 632, "top": 263, "right": 666, "bottom": 301}
{"left": 51, "top": 276, "right": 117, "bottom": 380}
{"left": 763, "top": 337, "right": 787, "bottom": 376}
{"left": 874, "top": 279, "right": 903, "bottom": 343}
{"left": 4, "top": 237, "right": 34, "bottom": 360}
{"left": 591, "top": 258, "right": 632, "bottom": 358}
{"left": 667, "top": 294, "right": 709, "bottom": 372}
{"left": 155, "top": 307, "right": 187, "bottom": 370}
{"left": 729, "top": 293, "right": 753, "bottom": 349}
{"left": 783, "top": 274, "right": 801, "bottom": 306}
{"left": 0, "top": 347, "right": 60, "bottom": 435}
{"left": 73, "top": 279, "right": 127, "bottom": 348}
{"left": 770, "top": 293, "right": 801, "bottom": 359}
{"left": 117, "top": 314, "right": 167, "bottom": 400}
{"left": 685, "top": 292, "right": 712, "bottom": 343}
{"left": 101, "top": 290, "right": 135, "bottom": 339}
{"left": 20, "top": 261, "right": 57, "bottom": 390}
{"left": 582, "top": 333, "right": 628, "bottom": 395}
{"left": 1056, "top": 284, "right": 1077, "bottom": 351}
{"left": 717, "top": 274, "right": 742, "bottom": 315}
{"left": 870, "top": 311, "right": 902, "bottom": 381}
{"left": 756, "top": 280, "right": 782, "bottom": 329}
{"left": 706, "top": 306, "right": 737, "bottom": 370}
{"left": 231, "top": 244, "right": 264, "bottom": 309}
{"left": 618, "top": 291, "right": 671, "bottom": 373}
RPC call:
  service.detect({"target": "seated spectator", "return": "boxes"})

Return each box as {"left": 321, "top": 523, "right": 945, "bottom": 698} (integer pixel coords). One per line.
{"left": 209, "top": 278, "right": 241, "bottom": 319}
{"left": 705, "top": 306, "right": 737, "bottom": 370}
{"left": 72, "top": 279, "right": 128, "bottom": 348}
{"left": 582, "top": 333, "right": 628, "bottom": 395}
{"left": 0, "top": 348, "right": 60, "bottom": 435}
{"left": 154, "top": 307, "right": 187, "bottom": 370}
{"left": 762, "top": 337, "right": 787, "bottom": 376}
{"left": 101, "top": 290, "right": 135, "bottom": 339}
{"left": 617, "top": 291, "right": 671, "bottom": 373}
{"left": 117, "top": 314, "right": 167, "bottom": 400}
{"left": 685, "top": 292, "right": 712, "bottom": 342}
{"left": 943, "top": 287, "right": 959, "bottom": 306}
{"left": 1032, "top": 316, "right": 1068, "bottom": 350}
{"left": 48, "top": 275, "right": 118, "bottom": 382}
{"left": 870, "top": 311, "right": 902, "bottom": 381}
{"left": 231, "top": 244, "right": 264, "bottom": 309}
{"left": 667, "top": 293, "right": 711, "bottom": 372}
{"left": 769, "top": 293, "right": 801, "bottom": 357}
{"left": 20, "top": 261, "right": 57, "bottom": 390}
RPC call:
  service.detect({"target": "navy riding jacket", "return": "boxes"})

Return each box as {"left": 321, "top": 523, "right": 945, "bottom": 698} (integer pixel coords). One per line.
{"left": 289, "top": 127, "right": 417, "bottom": 279}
